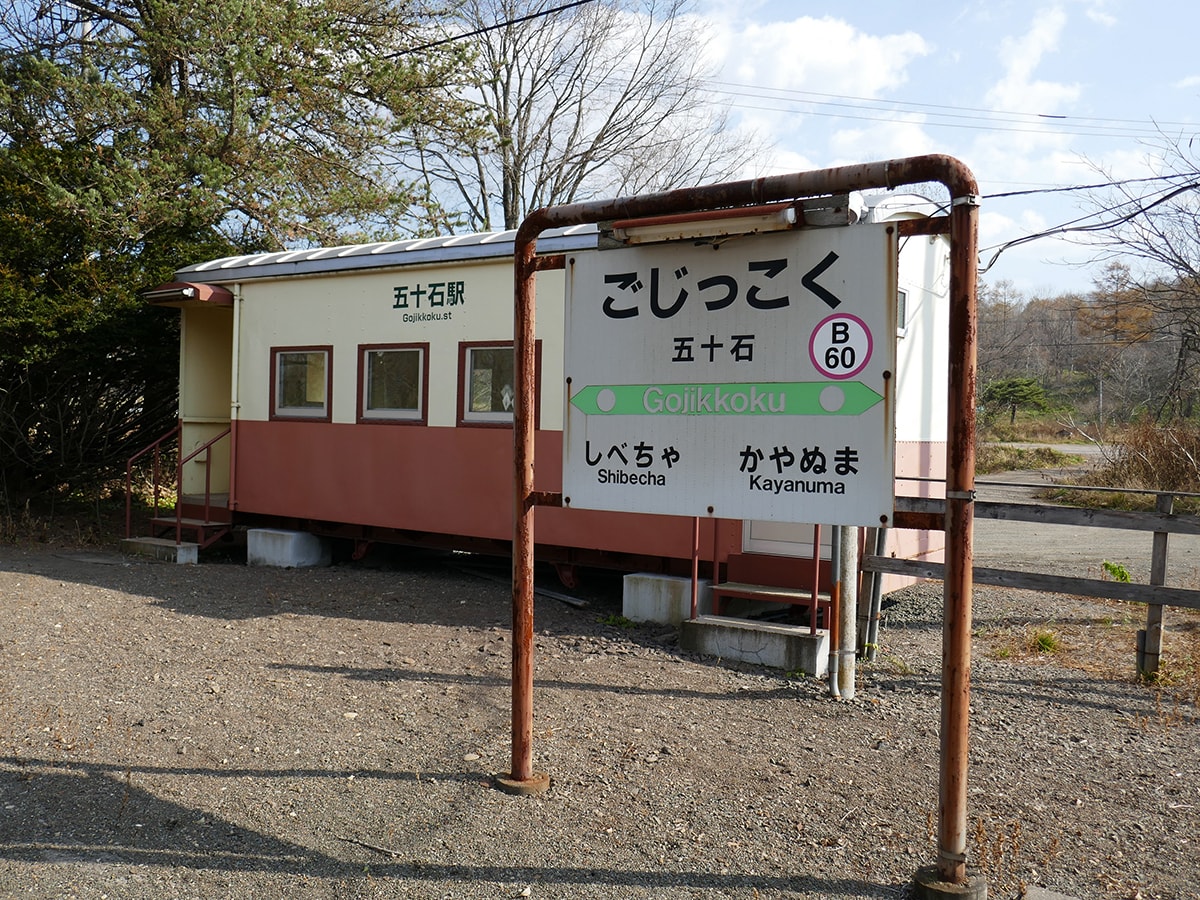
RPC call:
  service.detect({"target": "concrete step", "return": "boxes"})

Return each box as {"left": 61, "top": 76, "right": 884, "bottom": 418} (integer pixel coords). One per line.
{"left": 679, "top": 614, "right": 829, "bottom": 677}
{"left": 120, "top": 536, "right": 199, "bottom": 564}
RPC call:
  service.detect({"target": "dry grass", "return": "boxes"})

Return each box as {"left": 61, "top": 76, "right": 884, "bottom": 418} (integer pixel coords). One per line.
{"left": 1051, "top": 420, "right": 1200, "bottom": 513}
{"left": 0, "top": 501, "right": 51, "bottom": 544}
{"left": 975, "top": 443, "right": 1083, "bottom": 476}
{"left": 978, "top": 596, "right": 1200, "bottom": 716}
{"left": 1093, "top": 420, "right": 1200, "bottom": 492}
{"left": 0, "top": 496, "right": 122, "bottom": 547}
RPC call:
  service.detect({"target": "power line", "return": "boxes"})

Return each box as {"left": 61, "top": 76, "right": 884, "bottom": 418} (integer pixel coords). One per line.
{"left": 985, "top": 174, "right": 1194, "bottom": 200}
{"left": 392, "top": 14, "right": 1186, "bottom": 141}
{"left": 376, "top": 3, "right": 1197, "bottom": 275}
{"left": 709, "top": 95, "right": 1170, "bottom": 141}
{"left": 979, "top": 180, "right": 1200, "bottom": 273}
{"left": 394, "top": 0, "right": 597, "bottom": 56}
{"left": 706, "top": 80, "right": 1197, "bottom": 133}
{"left": 701, "top": 79, "right": 1194, "bottom": 142}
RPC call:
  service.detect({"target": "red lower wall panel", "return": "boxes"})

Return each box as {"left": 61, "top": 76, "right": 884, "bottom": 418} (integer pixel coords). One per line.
{"left": 231, "top": 420, "right": 734, "bottom": 564}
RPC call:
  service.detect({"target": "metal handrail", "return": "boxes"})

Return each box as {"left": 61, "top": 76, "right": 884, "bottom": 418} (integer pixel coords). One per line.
{"left": 124, "top": 424, "right": 231, "bottom": 544}
{"left": 172, "top": 427, "right": 232, "bottom": 545}
{"left": 124, "top": 424, "right": 180, "bottom": 539}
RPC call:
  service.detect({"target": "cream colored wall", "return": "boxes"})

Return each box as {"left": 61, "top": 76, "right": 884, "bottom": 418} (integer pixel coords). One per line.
{"left": 235, "top": 259, "right": 567, "bottom": 428}
{"left": 179, "top": 305, "right": 233, "bottom": 495}
{"left": 893, "top": 233, "right": 951, "bottom": 444}
{"left": 181, "top": 306, "right": 233, "bottom": 420}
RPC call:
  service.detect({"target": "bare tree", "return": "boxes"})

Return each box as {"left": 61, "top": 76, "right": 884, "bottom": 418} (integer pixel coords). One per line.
{"left": 1079, "top": 135, "right": 1200, "bottom": 418}
{"left": 397, "top": 0, "right": 764, "bottom": 232}
{"left": 978, "top": 280, "right": 1038, "bottom": 382}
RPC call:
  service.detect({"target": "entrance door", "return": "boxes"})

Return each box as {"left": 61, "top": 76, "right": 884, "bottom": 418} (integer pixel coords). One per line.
{"left": 178, "top": 305, "right": 234, "bottom": 501}
{"left": 742, "top": 519, "right": 831, "bottom": 560}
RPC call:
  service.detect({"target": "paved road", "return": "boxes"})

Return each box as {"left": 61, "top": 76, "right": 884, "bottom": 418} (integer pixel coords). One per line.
{"left": 970, "top": 457, "right": 1200, "bottom": 588}
{"left": 973, "top": 516, "right": 1200, "bottom": 587}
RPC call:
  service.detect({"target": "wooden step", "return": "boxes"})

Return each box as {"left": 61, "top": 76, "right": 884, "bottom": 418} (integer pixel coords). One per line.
{"left": 151, "top": 516, "right": 229, "bottom": 529}
{"left": 149, "top": 516, "right": 232, "bottom": 550}
{"left": 712, "top": 581, "right": 829, "bottom": 602}
{"left": 711, "top": 581, "right": 831, "bottom": 620}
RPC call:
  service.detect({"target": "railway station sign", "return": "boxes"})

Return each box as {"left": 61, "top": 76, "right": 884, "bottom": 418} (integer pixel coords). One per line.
{"left": 562, "top": 225, "right": 897, "bottom": 525}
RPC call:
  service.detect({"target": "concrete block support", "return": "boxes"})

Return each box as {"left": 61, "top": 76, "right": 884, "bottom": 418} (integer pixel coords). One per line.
{"left": 910, "top": 866, "right": 987, "bottom": 900}
{"left": 120, "top": 537, "right": 198, "bottom": 565}
{"left": 247, "top": 529, "right": 332, "bottom": 568}
{"left": 679, "top": 615, "right": 829, "bottom": 676}
{"left": 622, "top": 573, "right": 711, "bottom": 625}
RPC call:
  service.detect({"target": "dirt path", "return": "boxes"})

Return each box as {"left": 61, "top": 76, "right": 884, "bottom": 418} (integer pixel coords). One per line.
{"left": 1, "top": 542, "right": 1197, "bottom": 900}
{"left": 971, "top": 463, "right": 1200, "bottom": 585}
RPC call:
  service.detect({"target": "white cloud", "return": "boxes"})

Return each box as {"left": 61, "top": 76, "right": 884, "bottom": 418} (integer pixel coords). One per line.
{"left": 978, "top": 209, "right": 1020, "bottom": 246}
{"left": 827, "top": 118, "right": 937, "bottom": 167}
{"left": 959, "top": 6, "right": 1090, "bottom": 174}
{"left": 692, "top": 0, "right": 1189, "bottom": 296}
{"left": 707, "top": 15, "right": 930, "bottom": 97}
{"left": 1084, "top": 0, "right": 1117, "bottom": 27}
{"left": 740, "top": 146, "right": 820, "bottom": 180}
{"left": 698, "top": 10, "right": 933, "bottom": 169}
{"left": 700, "top": 9, "right": 931, "bottom": 98}
{"left": 985, "top": 5, "right": 1080, "bottom": 114}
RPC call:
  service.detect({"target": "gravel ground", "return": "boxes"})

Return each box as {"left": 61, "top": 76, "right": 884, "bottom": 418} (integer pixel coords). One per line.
{"left": 0, "top": 542, "right": 1197, "bottom": 900}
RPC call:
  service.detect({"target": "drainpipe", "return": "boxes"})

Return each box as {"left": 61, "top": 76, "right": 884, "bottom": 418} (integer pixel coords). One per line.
{"left": 865, "top": 527, "right": 889, "bottom": 662}
{"left": 228, "top": 283, "right": 243, "bottom": 510}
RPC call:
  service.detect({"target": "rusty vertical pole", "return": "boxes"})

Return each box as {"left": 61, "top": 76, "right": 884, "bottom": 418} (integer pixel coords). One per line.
{"left": 691, "top": 517, "right": 701, "bottom": 620}
{"left": 497, "top": 227, "right": 550, "bottom": 795}
{"left": 809, "top": 524, "right": 822, "bottom": 636}
{"left": 935, "top": 191, "right": 981, "bottom": 887}
{"left": 827, "top": 526, "right": 841, "bottom": 698}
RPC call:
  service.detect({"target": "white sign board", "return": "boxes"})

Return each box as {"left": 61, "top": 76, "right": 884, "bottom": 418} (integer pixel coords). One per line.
{"left": 562, "top": 225, "right": 897, "bottom": 526}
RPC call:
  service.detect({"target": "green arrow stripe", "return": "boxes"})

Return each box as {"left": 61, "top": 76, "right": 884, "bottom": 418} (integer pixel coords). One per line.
{"left": 570, "top": 381, "right": 883, "bottom": 416}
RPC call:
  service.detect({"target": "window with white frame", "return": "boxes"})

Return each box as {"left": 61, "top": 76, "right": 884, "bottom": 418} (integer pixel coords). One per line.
{"left": 360, "top": 344, "right": 425, "bottom": 423}
{"left": 272, "top": 347, "right": 331, "bottom": 420}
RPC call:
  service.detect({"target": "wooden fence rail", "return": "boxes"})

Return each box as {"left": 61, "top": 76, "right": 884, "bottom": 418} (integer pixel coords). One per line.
{"left": 872, "top": 492, "right": 1199, "bottom": 673}
{"left": 863, "top": 557, "right": 1200, "bottom": 611}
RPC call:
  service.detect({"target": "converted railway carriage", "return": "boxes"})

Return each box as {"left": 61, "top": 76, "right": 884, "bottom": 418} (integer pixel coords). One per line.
{"left": 140, "top": 194, "right": 949, "bottom": 593}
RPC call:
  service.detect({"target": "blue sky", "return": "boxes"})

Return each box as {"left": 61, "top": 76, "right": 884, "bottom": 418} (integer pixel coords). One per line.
{"left": 694, "top": 0, "right": 1199, "bottom": 297}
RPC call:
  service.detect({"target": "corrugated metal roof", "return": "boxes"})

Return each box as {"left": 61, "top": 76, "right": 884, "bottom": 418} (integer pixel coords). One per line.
{"left": 174, "top": 194, "right": 940, "bottom": 285}
{"left": 176, "top": 224, "right": 600, "bottom": 283}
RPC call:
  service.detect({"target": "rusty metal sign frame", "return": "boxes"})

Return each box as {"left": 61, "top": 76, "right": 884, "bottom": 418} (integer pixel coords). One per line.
{"left": 503, "top": 154, "right": 980, "bottom": 889}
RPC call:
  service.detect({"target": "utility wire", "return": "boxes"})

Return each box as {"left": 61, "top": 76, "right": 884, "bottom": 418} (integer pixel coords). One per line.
{"left": 985, "top": 174, "right": 1195, "bottom": 200}
{"left": 394, "top": 18, "right": 1184, "bottom": 140}
{"left": 979, "top": 181, "right": 1200, "bottom": 273}
{"left": 379, "top": 5, "right": 1196, "bottom": 276}
{"left": 395, "top": 0, "right": 597, "bottom": 56}
{"left": 708, "top": 96, "right": 1171, "bottom": 141}
{"left": 705, "top": 80, "right": 1198, "bottom": 133}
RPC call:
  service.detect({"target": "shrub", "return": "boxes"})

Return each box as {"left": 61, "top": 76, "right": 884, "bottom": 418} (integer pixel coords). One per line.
{"left": 1092, "top": 420, "right": 1200, "bottom": 494}
{"left": 1026, "top": 628, "right": 1062, "bottom": 654}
